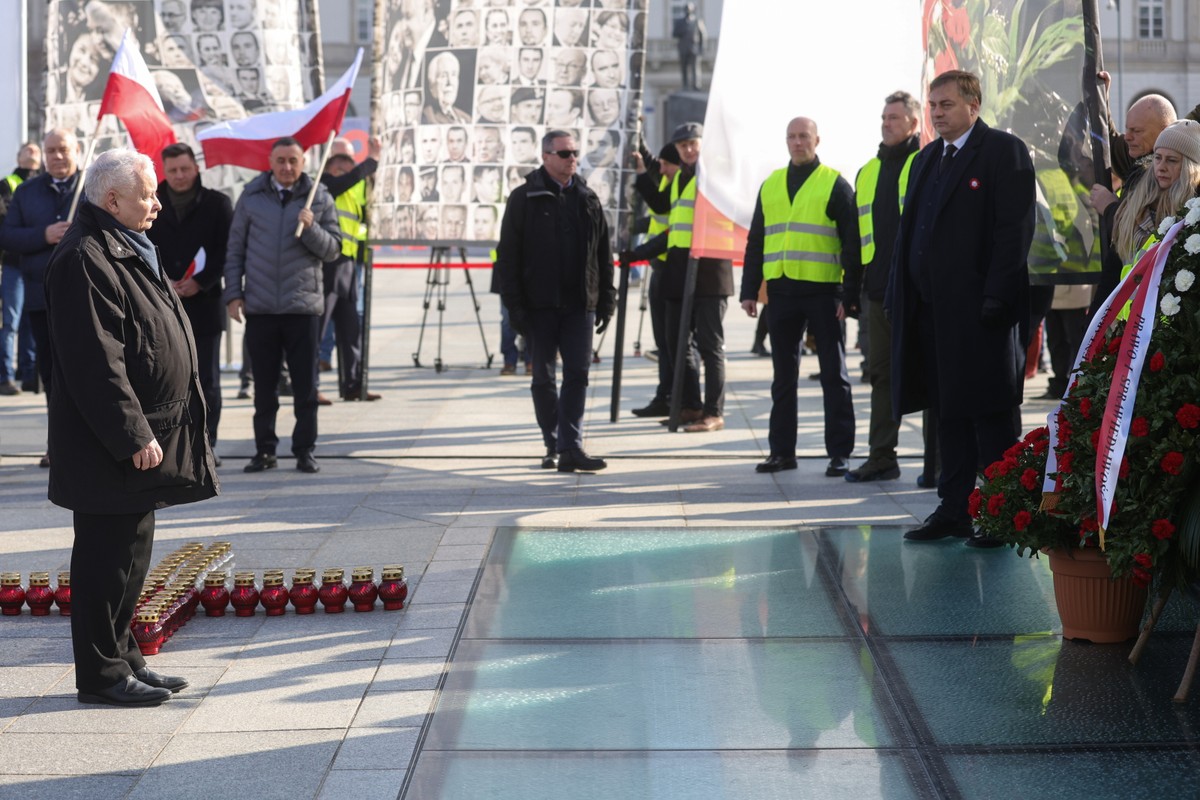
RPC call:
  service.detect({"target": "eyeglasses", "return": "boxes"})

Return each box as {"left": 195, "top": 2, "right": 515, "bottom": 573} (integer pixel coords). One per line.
{"left": 546, "top": 149, "right": 579, "bottom": 159}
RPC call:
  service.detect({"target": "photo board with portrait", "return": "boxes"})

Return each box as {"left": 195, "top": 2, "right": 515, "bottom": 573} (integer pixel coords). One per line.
{"left": 371, "top": 0, "right": 649, "bottom": 247}
{"left": 45, "top": 0, "right": 324, "bottom": 197}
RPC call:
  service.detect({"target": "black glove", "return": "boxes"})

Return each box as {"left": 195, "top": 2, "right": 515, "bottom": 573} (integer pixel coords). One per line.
{"left": 509, "top": 309, "right": 527, "bottom": 338}
{"left": 980, "top": 297, "right": 1008, "bottom": 330}
{"left": 618, "top": 250, "right": 637, "bottom": 266}
{"left": 595, "top": 315, "right": 612, "bottom": 335}
{"left": 843, "top": 300, "right": 861, "bottom": 320}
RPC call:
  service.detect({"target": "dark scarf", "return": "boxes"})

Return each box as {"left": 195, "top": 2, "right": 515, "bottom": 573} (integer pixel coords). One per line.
{"left": 166, "top": 181, "right": 199, "bottom": 220}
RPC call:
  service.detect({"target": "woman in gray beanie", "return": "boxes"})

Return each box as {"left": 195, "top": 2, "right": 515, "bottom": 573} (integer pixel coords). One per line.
{"left": 1113, "top": 118, "right": 1200, "bottom": 264}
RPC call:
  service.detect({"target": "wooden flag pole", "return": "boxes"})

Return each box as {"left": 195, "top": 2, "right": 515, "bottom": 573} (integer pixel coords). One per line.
{"left": 295, "top": 130, "right": 338, "bottom": 238}
{"left": 67, "top": 117, "right": 105, "bottom": 223}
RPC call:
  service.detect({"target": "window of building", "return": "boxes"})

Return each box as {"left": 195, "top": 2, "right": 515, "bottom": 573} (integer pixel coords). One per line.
{"left": 356, "top": 1, "right": 373, "bottom": 44}
{"left": 1137, "top": 0, "right": 1165, "bottom": 40}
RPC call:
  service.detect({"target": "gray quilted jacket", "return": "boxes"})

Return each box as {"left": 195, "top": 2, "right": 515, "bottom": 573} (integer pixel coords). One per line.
{"left": 222, "top": 172, "right": 341, "bottom": 315}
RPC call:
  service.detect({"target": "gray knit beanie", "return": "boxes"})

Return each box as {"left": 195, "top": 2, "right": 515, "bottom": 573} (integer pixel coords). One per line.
{"left": 1155, "top": 119, "right": 1200, "bottom": 164}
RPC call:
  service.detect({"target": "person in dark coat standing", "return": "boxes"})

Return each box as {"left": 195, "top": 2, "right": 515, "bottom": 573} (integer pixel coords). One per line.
{"left": 886, "top": 70, "right": 1035, "bottom": 547}
{"left": 44, "top": 148, "right": 219, "bottom": 707}
{"left": 497, "top": 129, "right": 615, "bottom": 472}
{"left": 147, "top": 142, "right": 233, "bottom": 463}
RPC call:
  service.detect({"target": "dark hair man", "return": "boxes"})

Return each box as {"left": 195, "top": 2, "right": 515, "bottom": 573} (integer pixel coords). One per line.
{"left": 223, "top": 137, "right": 342, "bottom": 474}
{"left": 146, "top": 142, "right": 234, "bottom": 464}
{"left": 888, "top": 70, "right": 1035, "bottom": 546}
{"left": 496, "top": 130, "right": 615, "bottom": 472}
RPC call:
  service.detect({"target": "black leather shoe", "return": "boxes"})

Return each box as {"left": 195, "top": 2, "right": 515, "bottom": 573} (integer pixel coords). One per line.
{"left": 134, "top": 667, "right": 189, "bottom": 693}
{"left": 904, "top": 512, "right": 973, "bottom": 541}
{"left": 78, "top": 675, "right": 171, "bottom": 707}
{"left": 756, "top": 455, "right": 797, "bottom": 473}
{"left": 244, "top": 453, "right": 277, "bottom": 473}
{"left": 541, "top": 448, "right": 558, "bottom": 469}
{"left": 632, "top": 398, "right": 670, "bottom": 417}
{"left": 296, "top": 453, "right": 320, "bottom": 473}
{"left": 557, "top": 449, "right": 607, "bottom": 472}
{"left": 965, "top": 532, "right": 1005, "bottom": 549}
{"left": 825, "top": 457, "right": 850, "bottom": 477}
{"left": 844, "top": 463, "right": 901, "bottom": 483}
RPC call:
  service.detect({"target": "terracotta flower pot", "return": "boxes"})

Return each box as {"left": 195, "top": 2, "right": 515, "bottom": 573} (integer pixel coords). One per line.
{"left": 1044, "top": 547, "right": 1148, "bottom": 643}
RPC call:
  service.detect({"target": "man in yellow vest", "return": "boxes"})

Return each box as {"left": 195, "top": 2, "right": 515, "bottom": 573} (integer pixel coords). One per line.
{"left": 0, "top": 142, "right": 41, "bottom": 395}
{"left": 845, "top": 92, "right": 920, "bottom": 483}
{"left": 319, "top": 136, "right": 381, "bottom": 402}
{"left": 740, "top": 117, "right": 861, "bottom": 476}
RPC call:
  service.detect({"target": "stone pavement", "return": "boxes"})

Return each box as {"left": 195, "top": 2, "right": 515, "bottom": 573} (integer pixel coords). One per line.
{"left": 0, "top": 266, "right": 1060, "bottom": 798}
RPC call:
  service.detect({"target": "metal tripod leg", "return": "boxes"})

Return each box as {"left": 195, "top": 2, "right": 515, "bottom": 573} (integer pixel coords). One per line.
{"left": 459, "top": 255, "right": 494, "bottom": 368}
{"left": 412, "top": 264, "right": 442, "bottom": 368}
{"left": 632, "top": 267, "right": 649, "bottom": 358}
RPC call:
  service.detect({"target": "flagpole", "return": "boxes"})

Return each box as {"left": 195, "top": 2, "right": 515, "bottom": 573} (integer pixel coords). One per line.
{"left": 295, "top": 130, "right": 338, "bottom": 238}
{"left": 68, "top": 117, "right": 105, "bottom": 223}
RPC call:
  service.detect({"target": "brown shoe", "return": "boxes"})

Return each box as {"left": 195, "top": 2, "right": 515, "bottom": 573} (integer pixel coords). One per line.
{"left": 684, "top": 415, "right": 725, "bottom": 433}
{"left": 318, "top": 359, "right": 333, "bottom": 372}
{"left": 659, "top": 408, "right": 704, "bottom": 426}
{"left": 39, "top": 453, "right": 50, "bottom": 468}
{"left": 316, "top": 393, "right": 333, "bottom": 406}
{"left": 500, "top": 364, "right": 517, "bottom": 376}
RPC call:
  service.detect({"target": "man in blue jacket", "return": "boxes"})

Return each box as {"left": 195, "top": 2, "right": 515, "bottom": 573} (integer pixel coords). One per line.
{"left": 223, "top": 137, "right": 341, "bottom": 474}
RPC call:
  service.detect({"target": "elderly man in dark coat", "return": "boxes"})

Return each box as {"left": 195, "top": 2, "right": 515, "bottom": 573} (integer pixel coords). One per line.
{"left": 887, "top": 70, "right": 1034, "bottom": 547}
{"left": 45, "top": 148, "right": 219, "bottom": 707}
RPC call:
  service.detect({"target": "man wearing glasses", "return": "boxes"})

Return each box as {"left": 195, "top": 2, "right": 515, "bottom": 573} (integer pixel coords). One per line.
{"left": 496, "top": 131, "right": 615, "bottom": 472}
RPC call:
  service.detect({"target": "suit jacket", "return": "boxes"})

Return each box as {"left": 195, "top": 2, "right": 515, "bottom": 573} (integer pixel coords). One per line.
{"left": 887, "top": 119, "right": 1035, "bottom": 417}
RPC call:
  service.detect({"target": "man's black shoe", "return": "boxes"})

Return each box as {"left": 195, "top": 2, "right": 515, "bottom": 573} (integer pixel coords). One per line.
{"left": 296, "top": 453, "right": 320, "bottom": 473}
{"left": 825, "top": 457, "right": 850, "bottom": 477}
{"left": 244, "top": 453, "right": 278, "bottom": 473}
{"left": 965, "top": 532, "right": 1005, "bottom": 549}
{"left": 77, "top": 675, "right": 171, "bottom": 707}
{"left": 845, "top": 463, "right": 901, "bottom": 483}
{"left": 904, "top": 513, "right": 973, "bottom": 541}
{"left": 21, "top": 379, "right": 38, "bottom": 393}
{"left": 557, "top": 449, "right": 607, "bottom": 472}
{"left": 756, "top": 455, "right": 797, "bottom": 473}
{"left": 134, "top": 667, "right": 189, "bottom": 693}
{"left": 541, "top": 448, "right": 558, "bottom": 469}
{"left": 632, "top": 398, "right": 670, "bottom": 417}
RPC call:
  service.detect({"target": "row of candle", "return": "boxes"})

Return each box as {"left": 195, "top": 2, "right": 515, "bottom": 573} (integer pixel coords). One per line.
{"left": 0, "top": 572, "right": 70, "bottom": 616}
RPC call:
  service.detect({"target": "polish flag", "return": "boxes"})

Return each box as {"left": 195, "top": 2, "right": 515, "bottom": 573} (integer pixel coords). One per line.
{"left": 97, "top": 29, "right": 176, "bottom": 179}
{"left": 197, "top": 49, "right": 363, "bottom": 171}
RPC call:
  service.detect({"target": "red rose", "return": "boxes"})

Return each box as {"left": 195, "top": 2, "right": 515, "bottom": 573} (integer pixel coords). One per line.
{"left": 1059, "top": 417, "right": 1072, "bottom": 441}
{"left": 1119, "top": 457, "right": 1130, "bottom": 479}
{"left": 987, "top": 493, "right": 1006, "bottom": 516}
{"left": 997, "top": 458, "right": 1017, "bottom": 476}
{"left": 1130, "top": 417, "right": 1149, "bottom": 437}
{"left": 984, "top": 462, "right": 1000, "bottom": 480}
{"left": 1134, "top": 553, "right": 1153, "bottom": 568}
{"left": 1149, "top": 351, "right": 1165, "bottom": 372}
{"left": 1090, "top": 429, "right": 1101, "bottom": 448}
{"left": 1132, "top": 567, "right": 1151, "bottom": 588}
{"left": 1177, "top": 404, "right": 1200, "bottom": 430}
{"left": 1058, "top": 450, "right": 1074, "bottom": 474}
{"left": 1080, "top": 517, "right": 1099, "bottom": 534}
{"left": 1013, "top": 510, "right": 1032, "bottom": 531}
{"left": 1152, "top": 519, "right": 1176, "bottom": 540}
{"left": 1020, "top": 468, "right": 1039, "bottom": 491}
{"left": 968, "top": 488, "right": 984, "bottom": 518}
{"left": 1161, "top": 451, "right": 1185, "bottom": 475}
{"left": 1107, "top": 334, "right": 1123, "bottom": 354}
{"left": 1003, "top": 442, "right": 1022, "bottom": 460}
{"left": 1033, "top": 438, "right": 1049, "bottom": 454}
{"left": 1024, "top": 426, "right": 1048, "bottom": 443}
{"left": 1079, "top": 397, "right": 1092, "bottom": 419}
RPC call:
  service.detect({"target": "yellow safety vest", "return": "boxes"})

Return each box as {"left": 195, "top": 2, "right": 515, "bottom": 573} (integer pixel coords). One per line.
{"left": 646, "top": 174, "right": 671, "bottom": 262}
{"left": 335, "top": 179, "right": 368, "bottom": 259}
{"left": 760, "top": 163, "right": 842, "bottom": 283}
{"left": 666, "top": 172, "right": 696, "bottom": 250}
{"left": 855, "top": 152, "right": 915, "bottom": 265}
{"left": 3, "top": 173, "right": 21, "bottom": 194}
{"left": 1117, "top": 233, "right": 1159, "bottom": 321}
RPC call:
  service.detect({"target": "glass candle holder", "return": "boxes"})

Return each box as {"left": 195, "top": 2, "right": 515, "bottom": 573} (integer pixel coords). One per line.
{"left": 229, "top": 572, "right": 260, "bottom": 617}
{"left": 0, "top": 573, "right": 25, "bottom": 616}
{"left": 319, "top": 569, "right": 348, "bottom": 613}
{"left": 378, "top": 565, "right": 409, "bottom": 611}
{"left": 132, "top": 609, "right": 164, "bottom": 656}
{"left": 200, "top": 572, "right": 230, "bottom": 616}
{"left": 54, "top": 571, "right": 71, "bottom": 616}
{"left": 259, "top": 574, "right": 289, "bottom": 616}
{"left": 289, "top": 572, "right": 319, "bottom": 615}
{"left": 24, "top": 572, "right": 54, "bottom": 616}
{"left": 348, "top": 567, "right": 378, "bottom": 612}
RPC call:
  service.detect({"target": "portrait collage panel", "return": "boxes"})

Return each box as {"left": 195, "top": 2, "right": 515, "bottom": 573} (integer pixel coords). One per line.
{"left": 372, "top": 0, "right": 649, "bottom": 246}
{"left": 46, "top": 0, "right": 322, "bottom": 196}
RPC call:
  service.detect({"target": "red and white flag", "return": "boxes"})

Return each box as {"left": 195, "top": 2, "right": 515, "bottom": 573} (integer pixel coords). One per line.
{"left": 97, "top": 29, "right": 177, "bottom": 179}
{"left": 197, "top": 49, "right": 362, "bottom": 171}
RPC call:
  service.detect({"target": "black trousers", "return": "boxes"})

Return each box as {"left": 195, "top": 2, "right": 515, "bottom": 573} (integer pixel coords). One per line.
{"left": 28, "top": 308, "right": 52, "bottom": 399}
{"left": 917, "top": 302, "right": 1019, "bottom": 523}
{"left": 766, "top": 292, "right": 854, "bottom": 459}
{"left": 194, "top": 331, "right": 221, "bottom": 445}
{"left": 321, "top": 257, "right": 363, "bottom": 396}
{"left": 70, "top": 509, "right": 154, "bottom": 692}
{"left": 665, "top": 295, "right": 727, "bottom": 416}
{"left": 1045, "top": 306, "right": 1088, "bottom": 397}
{"left": 245, "top": 313, "right": 320, "bottom": 456}
{"left": 648, "top": 265, "right": 673, "bottom": 401}
{"left": 528, "top": 307, "right": 593, "bottom": 453}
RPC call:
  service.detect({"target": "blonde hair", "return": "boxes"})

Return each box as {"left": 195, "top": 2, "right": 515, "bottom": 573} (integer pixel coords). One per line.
{"left": 1113, "top": 153, "right": 1200, "bottom": 262}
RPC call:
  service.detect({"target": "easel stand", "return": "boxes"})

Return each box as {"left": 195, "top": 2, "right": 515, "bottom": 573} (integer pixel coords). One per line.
{"left": 412, "top": 246, "right": 493, "bottom": 372}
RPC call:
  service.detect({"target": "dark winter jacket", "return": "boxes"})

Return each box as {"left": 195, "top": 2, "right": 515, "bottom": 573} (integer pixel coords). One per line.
{"left": 496, "top": 167, "right": 615, "bottom": 329}
{"left": 222, "top": 171, "right": 341, "bottom": 315}
{"left": 634, "top": 165, "right": 733, "bottom": 299}
{"left": 147, "top": 177, "right": 234, "bottom": 336}
{"left": 44, "top": 202, "right": 220, "bottom": 514}
{"left": 0, "top": 171, "right": 80, "bottom": 311}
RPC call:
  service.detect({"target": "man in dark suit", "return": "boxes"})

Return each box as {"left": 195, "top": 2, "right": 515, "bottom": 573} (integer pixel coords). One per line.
{"left": 887, "top": 70, "right": 1035, "bottom": 547}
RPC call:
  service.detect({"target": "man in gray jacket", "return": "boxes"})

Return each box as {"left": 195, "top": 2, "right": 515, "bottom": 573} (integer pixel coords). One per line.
{"left": 224, "top": 137, "right": 341, "bottom": 474}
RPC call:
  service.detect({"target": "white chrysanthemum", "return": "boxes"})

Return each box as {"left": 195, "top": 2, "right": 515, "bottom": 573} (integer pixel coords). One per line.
{"left": 1160, "top": 216, "right": 1177, "bottom": 236}
{"left": 1188, "top": 197, "right": 1200, "bottom": 211}
{"left": 1161, "top": 293, "right": 1182, "bottom": 316}
{"left": 1185, "top": 236, "right": 1200, "bottom": 255}
{"left": 1187, "top": 206, "right": 1200, "bottom": 227}
{"left": 1177, "top": 269, "right": 1196, "bottom": 292}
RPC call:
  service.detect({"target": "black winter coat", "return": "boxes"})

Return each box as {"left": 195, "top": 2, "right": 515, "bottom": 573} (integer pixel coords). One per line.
{"left": 44, "top": 203, "right": 219, "bottom": 514}
{"left": 496, "top": 167, "right": 615, "bottom": 325}
{"left": 634, "top": 167, "right": 733, "bottom": 299}
{"left": 147, "top": 178, "right": 234, "bottom": 336}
